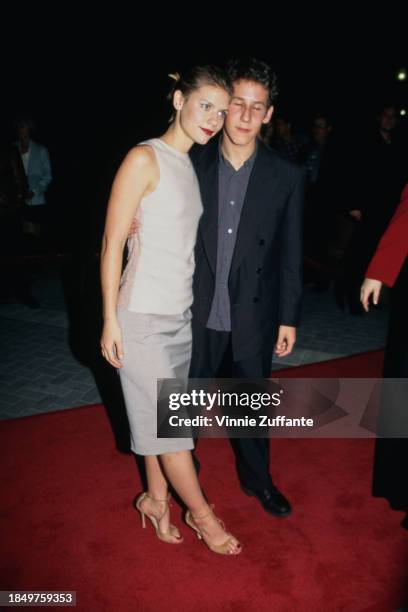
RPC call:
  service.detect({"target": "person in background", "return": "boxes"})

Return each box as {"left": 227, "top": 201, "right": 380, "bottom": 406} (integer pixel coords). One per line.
{"left": 15, "top": 118, "right": 52, "bottom": 251}
{"left": 343, "top": 104, "right": 407, "bottom": 313}
{"left": 269, "top": 113, "right": 301, "bottom": 162}
{"left": 0, "top": 142, "right": 28, "bottom": 303}
{"left": 361, "top": 182, "right": 408, "bottom": 530}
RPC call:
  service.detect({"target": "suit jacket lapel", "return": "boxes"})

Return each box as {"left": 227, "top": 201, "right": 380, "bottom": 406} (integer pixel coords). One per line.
{"left": 230, "top": 143, "right": 280, "bottom": 277}
{"left": 197, "top": 140, "right": 219, "bottom": 275}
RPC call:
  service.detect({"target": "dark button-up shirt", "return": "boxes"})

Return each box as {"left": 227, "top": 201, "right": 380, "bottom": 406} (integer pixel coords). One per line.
{"left": 206, "top": 140, "right": 257, "bottom": 331}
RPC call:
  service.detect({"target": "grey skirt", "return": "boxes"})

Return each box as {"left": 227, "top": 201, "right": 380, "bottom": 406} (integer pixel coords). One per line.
{"left": 117, "top": 307, "right": 194, "bottom": 455}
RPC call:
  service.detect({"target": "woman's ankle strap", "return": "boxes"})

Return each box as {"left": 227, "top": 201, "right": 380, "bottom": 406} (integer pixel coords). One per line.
{"left": 191, "top": 503, "right": 215, "bottom": 520}
{"left": 146, "top": 493, "right": 169, "bottom": 503}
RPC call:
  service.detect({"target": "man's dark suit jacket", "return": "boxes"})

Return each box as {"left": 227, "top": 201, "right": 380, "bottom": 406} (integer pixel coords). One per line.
{"left": 190, "top": 136, "right": 305, "bottom": 363}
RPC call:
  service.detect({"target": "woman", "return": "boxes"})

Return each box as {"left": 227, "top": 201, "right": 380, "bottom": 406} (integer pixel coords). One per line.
{"left": 361, "top": 182, "right": 408, "bottom": 526}
{"left": 100, "top": 66, "right": 241, "bottom": 555}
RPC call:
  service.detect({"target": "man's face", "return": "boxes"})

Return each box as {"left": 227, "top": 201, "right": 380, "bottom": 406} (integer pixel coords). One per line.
{"left": 18, "top": 126, "right": 30, "bottom": 144}
{"left": 311, "top": 117, "right": 331, "bottom": 145}
{"left": 379, "top": 107, "right": 398, "bottom": 133}
{"left": 275, "top": 117, "right": 290, "bottom": 139}
{"left": 223, "top": 79, "right": 273, "bottom": 146}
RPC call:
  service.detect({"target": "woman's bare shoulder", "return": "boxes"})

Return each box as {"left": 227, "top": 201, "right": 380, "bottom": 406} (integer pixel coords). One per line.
{"left": 117, "top": 145, "right": 159, "bottom": 190}
{"left": 123, "top": 144, "right": 156, "bottom": 170}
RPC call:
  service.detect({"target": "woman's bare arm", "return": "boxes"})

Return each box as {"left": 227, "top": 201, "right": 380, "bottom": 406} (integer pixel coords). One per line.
{"left": 100, "top": 145, "right": 158, "bottom": 367}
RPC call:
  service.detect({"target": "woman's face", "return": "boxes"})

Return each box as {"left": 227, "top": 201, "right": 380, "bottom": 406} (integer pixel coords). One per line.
{"left": 176, "top": 84, "right": 230, "bottom": 145}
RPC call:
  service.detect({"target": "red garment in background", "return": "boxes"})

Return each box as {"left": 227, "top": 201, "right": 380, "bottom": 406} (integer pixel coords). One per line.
{"left": 366, "top": 182, "right": 408, "bottom": 287}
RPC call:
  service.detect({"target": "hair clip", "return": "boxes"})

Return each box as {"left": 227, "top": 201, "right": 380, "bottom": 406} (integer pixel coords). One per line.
{"left": 168, "top": 72, "right": 181, "bottom": 82}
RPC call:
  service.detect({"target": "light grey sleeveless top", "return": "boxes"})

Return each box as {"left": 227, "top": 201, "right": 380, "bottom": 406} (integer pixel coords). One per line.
{"left": 118, "top": 138, "right": 203, "bottom": 314}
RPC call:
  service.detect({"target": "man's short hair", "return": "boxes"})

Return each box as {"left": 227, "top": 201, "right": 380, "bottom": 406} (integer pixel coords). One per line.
{"left": 226, "top": 58, "right": 278, "bottom": 106}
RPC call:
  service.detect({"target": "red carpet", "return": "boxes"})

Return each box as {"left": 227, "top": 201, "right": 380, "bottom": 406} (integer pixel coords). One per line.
{"left": 1, "top": 350, "right": 407, "bottom": 611}
{"left": 275, "top": 349, "right": 385, "bottom": 378}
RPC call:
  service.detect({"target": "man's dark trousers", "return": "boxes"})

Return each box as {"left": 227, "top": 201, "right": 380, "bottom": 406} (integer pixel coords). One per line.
{"left": 190, "top": 327, "right": 273, "bottom": 492}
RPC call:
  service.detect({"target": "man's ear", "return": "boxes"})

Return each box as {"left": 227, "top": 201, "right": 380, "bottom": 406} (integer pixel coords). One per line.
{"left": 173, "top": 90, "right": 184, "bottom": 112}
{"left": 263, "top": 105, "right": 274, "bottom": 125}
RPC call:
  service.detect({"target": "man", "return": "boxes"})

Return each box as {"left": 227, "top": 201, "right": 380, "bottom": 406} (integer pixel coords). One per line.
{"left": 16, "top": 118, "right": 52, "bottom": 248}
{"left": 189, "top": 58, "right": 305, "bottom": 517}
{"left": 347, "top": 104, "right": 406, "bottom": 243}
{"left": 0, "top": 142, "right": 28, "bottom": 303}
{"left": 341, "top": 104, "right": 407, "bottom": 314}
{"left": 269, "top": 113, "right": 301, "bottom": 163}
{"left": 302, "top": 112, "right": 340, "bottom": 289}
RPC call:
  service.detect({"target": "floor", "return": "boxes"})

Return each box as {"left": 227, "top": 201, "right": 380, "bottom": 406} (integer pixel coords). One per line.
{"left": 0, "top": 262, "right": 389, "bottom": 420}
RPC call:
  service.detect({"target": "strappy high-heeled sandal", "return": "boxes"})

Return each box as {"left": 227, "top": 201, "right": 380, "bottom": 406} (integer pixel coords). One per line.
{"left": 185, "top": 504, "right": 241, "bottom": 555}
{"left": 135, "top": 492, "right": 183, "bottom": 544}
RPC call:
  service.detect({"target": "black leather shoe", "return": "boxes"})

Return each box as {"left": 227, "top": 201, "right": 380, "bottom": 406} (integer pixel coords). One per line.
{"left": 241, "top": 484, "right": 292, "bottom": 517}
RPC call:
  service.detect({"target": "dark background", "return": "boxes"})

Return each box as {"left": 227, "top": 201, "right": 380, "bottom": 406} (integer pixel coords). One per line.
{"left": 4, "top": 20, "right": 407, "bottom": 252}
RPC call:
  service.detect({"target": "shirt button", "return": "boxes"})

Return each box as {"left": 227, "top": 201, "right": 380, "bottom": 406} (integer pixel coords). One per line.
{"left": 227, "top": 228, "right": 233, "bottom": 234}
{"left": 230, "top": 200, "right": 235, "bottom": 206}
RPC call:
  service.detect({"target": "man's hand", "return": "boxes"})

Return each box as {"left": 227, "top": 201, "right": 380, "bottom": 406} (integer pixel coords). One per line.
{"left": 360, "top": 278, "right": 383, "bottom": 312}
{"left": 274, "top": 325, "right": 296, "bottom": 357}
{"left": 349, "top": 209, "right": 362, "bottom": 221}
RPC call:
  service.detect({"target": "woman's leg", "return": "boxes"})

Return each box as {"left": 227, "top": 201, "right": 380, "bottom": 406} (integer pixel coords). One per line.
{"left": 145, "top": 455, "right": 168, "bottom": 499}
{"left": 140, "top": 455, "right": 182, "bottom": 542}
{"left": 160, "top": 450, "right": 241, "bottom": 553}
